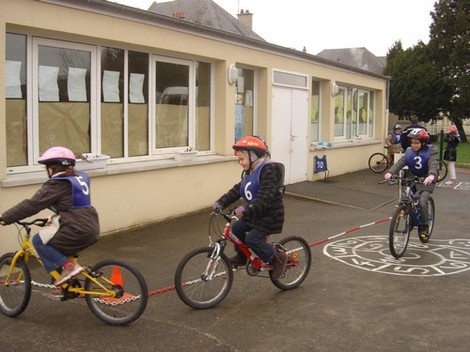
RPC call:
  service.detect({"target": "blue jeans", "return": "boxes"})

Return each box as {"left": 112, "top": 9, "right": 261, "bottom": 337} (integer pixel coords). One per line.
{"left": 231, "top": 219, "right": 276, "bottom": 263}
{"left": 32, "top": 235, "right": 68, "bottom": 272}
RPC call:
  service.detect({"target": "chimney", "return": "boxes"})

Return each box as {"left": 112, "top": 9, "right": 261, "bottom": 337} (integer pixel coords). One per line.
{"left": 237, "top": 9, "right": 253, "bottom": 29}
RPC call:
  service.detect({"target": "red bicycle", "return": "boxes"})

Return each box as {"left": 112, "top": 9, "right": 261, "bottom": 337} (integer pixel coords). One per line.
{"left": 174, "top": 209, "right": 311, "bottom": 309}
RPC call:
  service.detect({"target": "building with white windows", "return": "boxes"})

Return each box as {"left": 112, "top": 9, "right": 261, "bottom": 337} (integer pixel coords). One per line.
{"left": 1, "top": 0, "right": 389, "bottom": 250}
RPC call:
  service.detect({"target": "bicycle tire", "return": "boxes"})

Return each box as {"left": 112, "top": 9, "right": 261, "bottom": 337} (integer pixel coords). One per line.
{"left": 419, "top": 197, "right": 435, "bottom": 243}
{"left": 389, "top": 204, "right": 411, "bottom": 259}
{"left": 270, "top": 236, "right": 311, "bottom": 290}
{"left": 437, "top": 160, "right": 448, "bottom": 182}
{"left": 85, "top": 259, "right": 148, "bottom": 326}
{"left": 368, "top": 153, "right": 389, "bottom": 173}
{"left": 174, "top": 246, "right": 233, "bottom": 309}
{"left": 0, "top": 252, "right": 32, "bottom": 317}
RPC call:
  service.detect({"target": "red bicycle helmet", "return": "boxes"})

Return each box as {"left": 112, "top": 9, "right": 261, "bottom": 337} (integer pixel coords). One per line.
{"left": 38, "top": 146, "right": 76, "bottom": 167}
{"left": 233, "top": 136, "right": 268, "bottom": 157}
{"left": 407, "top": 128, "right": 430, "bottom": 142}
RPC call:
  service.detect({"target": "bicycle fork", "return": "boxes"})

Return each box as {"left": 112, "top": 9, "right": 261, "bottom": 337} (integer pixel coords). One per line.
{"left": 203, "top": 242, "right": 224, "bottom": 281}
{"left": 3, "top": 250, "right": 27, "bottom": 285}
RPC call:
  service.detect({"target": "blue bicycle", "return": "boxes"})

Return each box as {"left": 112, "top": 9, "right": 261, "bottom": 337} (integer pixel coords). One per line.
{"left": 384, "top": 176, "right": 435, "bottom": 259}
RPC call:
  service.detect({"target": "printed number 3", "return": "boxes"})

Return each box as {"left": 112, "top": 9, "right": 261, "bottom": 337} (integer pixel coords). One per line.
{"left": 414, "top": 156, "right": 423, "bottom": 170}
{"left": 75, "top": 175, "right": 90, "bottom": 195}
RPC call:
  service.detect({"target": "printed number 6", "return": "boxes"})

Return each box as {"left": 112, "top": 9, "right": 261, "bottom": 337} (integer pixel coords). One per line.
{"left": 75, "top": 175, "right": 90, "bottom": 195}
{"left": 244, "top": 181, "right": 253, "bottom": 201}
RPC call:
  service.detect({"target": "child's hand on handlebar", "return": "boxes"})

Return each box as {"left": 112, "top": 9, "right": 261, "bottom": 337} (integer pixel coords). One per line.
{"left": 235, "top": 206, "right": 245, "bottom": 218}
{"left": 212, "top": 202, "right": 223, "bottom": 212}
{"left": 423, "top": 175, "right": 435, "bottom": 185}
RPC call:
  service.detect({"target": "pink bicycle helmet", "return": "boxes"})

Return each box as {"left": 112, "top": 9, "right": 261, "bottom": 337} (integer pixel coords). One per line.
{"left": 38, "top": 146, "right": 76, "bottom": 167}
{"left": 447, "top": 125, "right": 457, "bottom": 134}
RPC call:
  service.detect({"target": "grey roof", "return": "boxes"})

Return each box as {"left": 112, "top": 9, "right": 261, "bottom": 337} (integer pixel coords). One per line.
{"left": 148, "top": 0, "right": 264, "bottom": 41}
{"left": 316, "top": 47, "right": 385, "bottom": 75}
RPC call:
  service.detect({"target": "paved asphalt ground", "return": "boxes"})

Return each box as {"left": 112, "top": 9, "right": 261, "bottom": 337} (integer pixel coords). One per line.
{"left": 1, "top": 168, "right": 469, "bottom": 351}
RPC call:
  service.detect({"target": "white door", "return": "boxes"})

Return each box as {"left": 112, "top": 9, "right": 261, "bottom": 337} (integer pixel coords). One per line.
{"left": 271, "top": 86, "right": 308, "bottom": 184}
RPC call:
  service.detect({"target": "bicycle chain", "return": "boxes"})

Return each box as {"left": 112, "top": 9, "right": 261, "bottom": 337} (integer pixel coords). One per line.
{"left": 31, "top": 279, "right": 140, "bottom": 305}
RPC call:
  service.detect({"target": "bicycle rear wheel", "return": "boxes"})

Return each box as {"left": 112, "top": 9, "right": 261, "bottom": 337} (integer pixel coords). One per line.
{"left": 175, "top": 247, "right": 233, "bottom": 309}
{"left": 85, "top": 259, "right": 148, "bottom": 326}
{"left": 270, "top": 236, "right": 311, "bottom": 290}
{"left": 389, "top": 204, "right": 411, "bottom": 259}
{"left": 419, "top": 197, "right": 435, "bottom": 243}
{"left": 0, "top": 253, "right": 32, "bottom": 317}
{"left": 437, "top": 160, "right": 448, "bottom": 181}
{"left": 368, "top": 153, "right": 389, "bottom": 173}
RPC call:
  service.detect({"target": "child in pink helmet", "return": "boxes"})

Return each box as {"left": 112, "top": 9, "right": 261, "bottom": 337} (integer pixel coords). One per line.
{"left": 0, "top": 146, "right": 100, "bottom": 287}
{"left": 443, "top": 125, "right": 461, "bottom": 186}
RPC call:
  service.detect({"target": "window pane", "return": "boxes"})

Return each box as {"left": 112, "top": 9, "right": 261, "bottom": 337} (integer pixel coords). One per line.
{"left": 128, "top": 51, "right": 149, "bottom": 156}
{"left": 358, "top": 91, "right": 368, "bottom": 136}
{"left": 311, "top": 80, "right": 320, "bottom": 142}
{"left": 155, "top": 61, "right": 189, "bottom": 148}
{"left": 38, "top": 45, "right": 91, "bottom": 154}
{"left": 235, "top": 68, "right": 254, "bottom": 141}
{"left": 368, "top": 92, "right": 375, "bottom": 137}
{"left": 101, "top": 47, "right": 124, "bottom": 158}
{"left": 195, "top": 62, "right": 211, "bottom": 151}
{"left": 334, "top": 89, "right": 345, "bottom": 137}
{"left": 5, "top": 33, "right": 27, "bottom": 166}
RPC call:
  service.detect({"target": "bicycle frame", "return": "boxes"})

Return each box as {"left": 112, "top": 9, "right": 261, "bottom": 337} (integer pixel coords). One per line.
{"left": 4, "top": 221, "right": 119, "bottom": 300}
{"left": 210, "top": 212, "right": 300, "bottom": 273}
{"left": 400, "top": 177, "right": 426, "bottom": 222}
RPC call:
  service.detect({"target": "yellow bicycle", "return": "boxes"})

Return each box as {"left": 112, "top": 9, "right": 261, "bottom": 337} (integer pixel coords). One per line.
{"left": 0, "top": 218, "right": 148, "bottom": 325}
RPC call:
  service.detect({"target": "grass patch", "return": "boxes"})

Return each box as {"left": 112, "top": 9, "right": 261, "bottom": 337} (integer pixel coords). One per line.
{"left": 456, "top": 142, "right": 470, "bottom": 168}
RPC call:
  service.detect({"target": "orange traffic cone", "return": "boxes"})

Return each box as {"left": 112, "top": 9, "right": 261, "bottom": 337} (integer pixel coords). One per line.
{"left": 110, "top": 266, "right": 123, "bottom": 286}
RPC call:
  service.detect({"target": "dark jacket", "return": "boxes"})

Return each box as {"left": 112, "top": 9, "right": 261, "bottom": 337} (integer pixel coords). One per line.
{"left": 1, "top": 175, "right": 100, "bottom": 256}
{"left": 443, "top": 134, "right": 460, "bottom": 162}
{"left": 216, "top": 162, "right": 284, "bottom": 234}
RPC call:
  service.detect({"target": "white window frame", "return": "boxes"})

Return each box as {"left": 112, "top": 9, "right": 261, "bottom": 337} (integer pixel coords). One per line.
{"left": 150, "top": 55, "right": 195, "bottom": 156}
{"left": 31, "top": 38, "right": 97, "bottom": 166}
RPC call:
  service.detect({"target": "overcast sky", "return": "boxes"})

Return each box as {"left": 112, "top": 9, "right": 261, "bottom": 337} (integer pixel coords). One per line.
{"left": 109, "top": 0, "right": 437, "bottom": 57}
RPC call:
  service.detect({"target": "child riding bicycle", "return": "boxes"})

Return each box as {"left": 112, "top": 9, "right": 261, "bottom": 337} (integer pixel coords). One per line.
{"left": 0, "top": 146, "right": 100, "bottom": 286}
{"left": 385, "top": 124, "right": 403, "bottom": 162}
{"left": 384, "top": 128, "right": 439, "bottom": 241}
{"left": 212, "top": 136, "right": 287, "bottom": 279}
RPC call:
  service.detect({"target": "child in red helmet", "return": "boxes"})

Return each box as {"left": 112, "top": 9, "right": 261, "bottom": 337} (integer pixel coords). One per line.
{"left": 212, "top": 136, "right": 286, "bottom": 279}
{"left": 443, "top": 125, "right": 461, "bottom": 186}
{"left": 384, "top": 128, "right": 439, "bottom": 241}
{"left": 0, "top": 146, "right": 100, "bottom": 286}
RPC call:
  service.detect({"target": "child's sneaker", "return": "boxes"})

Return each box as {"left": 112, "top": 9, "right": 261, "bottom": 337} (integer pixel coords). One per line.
{"left": 419, "top": 225, "right": 429, "bottom": 242}
{"left": 54, "top": 262, "right": 83, "bottom": 286}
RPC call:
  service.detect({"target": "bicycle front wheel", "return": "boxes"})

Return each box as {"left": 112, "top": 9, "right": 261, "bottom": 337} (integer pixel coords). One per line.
{"left": 437, "top": 160, "right": 448, "bottom": 182}
{"left": 175, "top": 247, "right": 233, "bottom": 309}
{"left": 368, "top": 153, "right": 389, "bottom": 173}
{"left": 389, "top": 204, "right": 411, "bottom": 258}
{"left": 85, "top": 259, "right": 148, "bottom": 326}
{"left": 419, "top": 197, "right": 435, "bottom": 243}
{"left": 0, "top": 253, "right": 32, "bottom": 317}
{"left": 270, "top": 236, "right": 311, "bottom": 290}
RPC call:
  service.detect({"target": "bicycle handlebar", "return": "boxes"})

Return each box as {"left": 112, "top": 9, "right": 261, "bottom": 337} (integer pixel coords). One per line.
{"left": 379, "top": 175, "right": 425, "bottom": 185}
{"left": 16, "top": 218, "right": 48, "bottom": 228}
{"left": 211, "top": 208, "right": 238, "bottom": 223}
